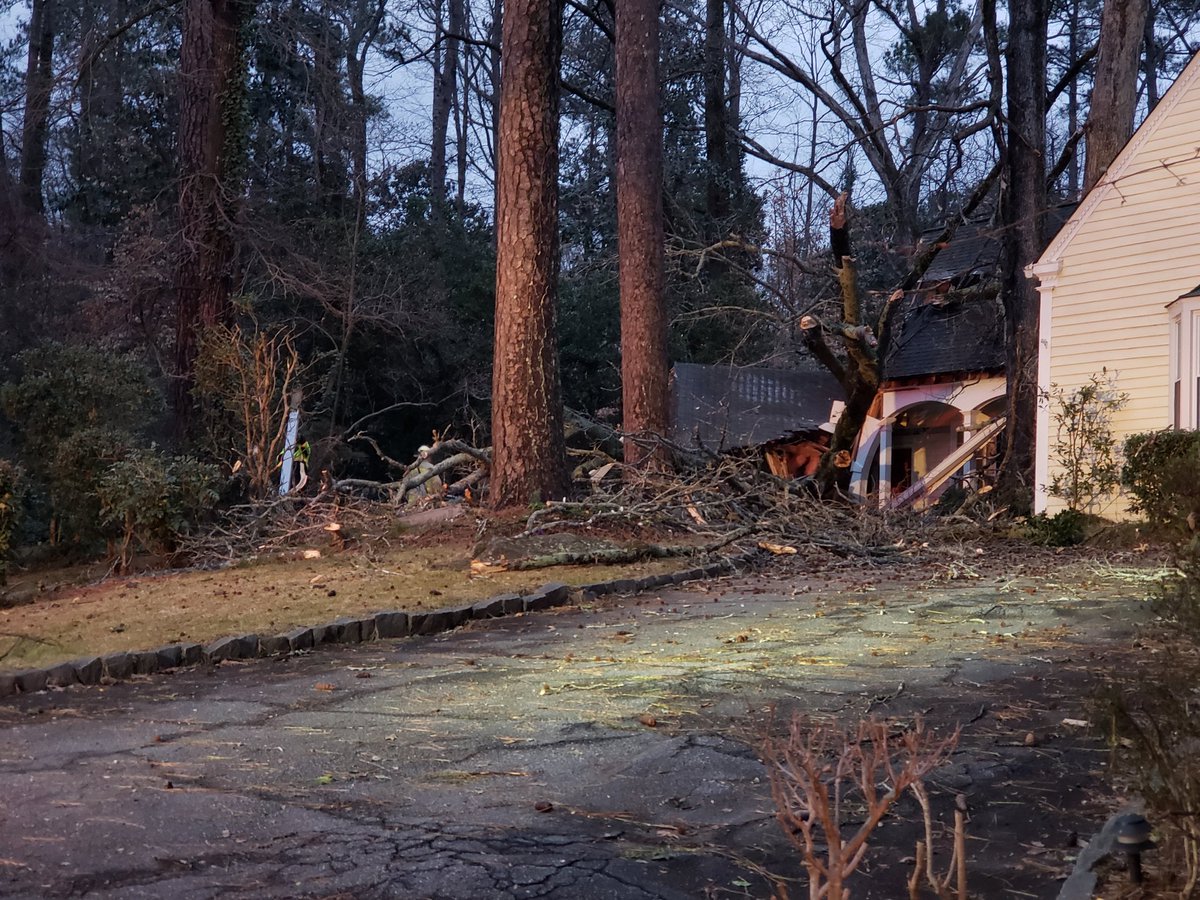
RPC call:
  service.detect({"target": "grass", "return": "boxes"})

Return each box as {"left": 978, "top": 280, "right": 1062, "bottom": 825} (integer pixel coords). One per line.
{"left": 0, "top": 544, "right": 691, "bottom": 672}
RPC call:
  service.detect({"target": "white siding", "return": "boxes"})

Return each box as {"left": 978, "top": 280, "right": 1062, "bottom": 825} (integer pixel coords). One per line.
{"left": 1039, "top": 53, "right": 1200, "bottom": 518}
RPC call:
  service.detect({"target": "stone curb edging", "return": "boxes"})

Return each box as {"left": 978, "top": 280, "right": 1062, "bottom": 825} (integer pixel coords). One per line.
{"left": 1056, "top": 807, "right": 1143, "bottom": 900}
{"left": 0, "top": 550, "right": 758, "bottom": 698}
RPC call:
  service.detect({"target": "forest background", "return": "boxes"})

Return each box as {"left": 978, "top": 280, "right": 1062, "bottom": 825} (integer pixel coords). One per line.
{"left": 0, "top": 0, "right": 1196, "bottom": 553}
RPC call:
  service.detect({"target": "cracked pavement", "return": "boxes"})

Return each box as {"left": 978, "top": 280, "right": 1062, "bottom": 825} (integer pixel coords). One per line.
{"left": 0, "top": 559, "right": 1151, "bottom": 898}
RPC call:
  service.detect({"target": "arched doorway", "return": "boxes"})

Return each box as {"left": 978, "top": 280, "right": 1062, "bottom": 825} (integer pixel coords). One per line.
{"left": 889, "top": 401, "right": 964, "bottom": 496}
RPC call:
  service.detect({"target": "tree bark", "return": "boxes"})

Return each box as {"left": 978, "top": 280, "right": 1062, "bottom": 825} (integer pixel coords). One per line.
{"left": 430, "top": 0, "right": 461, "bottom": 204}
{"left": 704, "top": 0, "right": 731, "bottom": 225}
{"left": 1143, "top": 6, "right": 1159, "bottom": 112}
{"left": 20, "top": 0, "right": 57, "bottom": 214}
{"left": 1084, "top": 0, "right": 1149, "bottom": 192}
{"left": 174, "top": 0, "right": 249, "bottom": 438}
{"left": 616, "top": 0, "right": 669, "bottom": 467}
{"left": 490, "top": 0, "right": 568, "bottom": 507}
{"left": 996, "top": 0, "right": 1047, "bottom": 510}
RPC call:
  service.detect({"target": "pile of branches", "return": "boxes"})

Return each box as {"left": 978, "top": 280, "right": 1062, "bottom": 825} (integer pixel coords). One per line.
{"left": 181, "top": 493, "right": 402, "bottom": 565}
{"left": 182, "top": 417, "right": 935, "bottom": 569}
{"left": 516, "top": 450, "right": 911, "bottom": 566}
{"left": 334, "top": 437, "right": 489, "bottom": 502}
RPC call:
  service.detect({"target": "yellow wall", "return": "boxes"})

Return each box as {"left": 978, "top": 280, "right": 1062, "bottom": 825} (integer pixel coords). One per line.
{"left": 1037, "top": 52, "right": 1200, "bottom": 518}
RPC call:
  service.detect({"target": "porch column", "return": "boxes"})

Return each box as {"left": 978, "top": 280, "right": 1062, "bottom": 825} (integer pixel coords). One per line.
{"left": 878, "top": 419, "right": 893, "bottom": 508}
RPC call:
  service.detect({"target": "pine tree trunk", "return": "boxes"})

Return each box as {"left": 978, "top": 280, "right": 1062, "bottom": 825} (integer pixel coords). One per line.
{"left": 616, "top": 0, "right": 669, "bottom": 467}
{"left": 174, "top": 0, "right": 247, "bottom": 437}
{"left": 20, "top": 0, "right": 57, "bottom": 214}
{"left": 996, "top": 0, "right": 1047, "bottom": 511}
{"left": 1143, "top": 8, "right": 1159, "bottom": 112}
{"left": 1084, "top": 0, "right": 1149, "bottom": 192}
{"left": 489, "top": 0, "right": 568, "bottom": 507}
{"left": 449, "top": 0, "right": 468, "bottom": 213}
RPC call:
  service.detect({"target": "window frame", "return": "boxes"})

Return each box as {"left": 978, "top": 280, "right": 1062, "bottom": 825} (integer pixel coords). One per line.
{"left": 1167, "top": 294, "right": 1200, "bottom": 429}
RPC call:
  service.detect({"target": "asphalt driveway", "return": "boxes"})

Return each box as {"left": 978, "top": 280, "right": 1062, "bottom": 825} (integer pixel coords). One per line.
{"left": 0, "top": 556, "right": 1151, "bottom": 898}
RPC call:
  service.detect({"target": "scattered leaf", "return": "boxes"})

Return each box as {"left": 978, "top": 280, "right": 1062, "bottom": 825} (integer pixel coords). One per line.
{"left": 314, "top": 682, "right": 336, "bottom": 692}
{"left": 757, "top": 541, "right": 798, "bottom": 555}
{"left": 534, "top": 800, "right": 553, "bottom": 812}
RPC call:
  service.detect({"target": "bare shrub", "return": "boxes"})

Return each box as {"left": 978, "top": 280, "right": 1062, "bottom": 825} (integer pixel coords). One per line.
{"left": 195, "top": 322, "right": 301, "bottom": 498}
{"left": 762, "top": 714, "right": 959, "bottom": 900}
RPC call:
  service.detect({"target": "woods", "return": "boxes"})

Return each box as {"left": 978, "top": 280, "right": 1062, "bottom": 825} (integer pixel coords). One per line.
{"left": 0, "top": 0, "right": 1196, "bottom": 541}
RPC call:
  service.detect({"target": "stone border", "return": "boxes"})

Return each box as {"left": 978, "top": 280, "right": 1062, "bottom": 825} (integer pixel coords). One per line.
{"left": 1056, "top": 808, "right": 1144, "bottom": 900}
{"left": 0, "top": 552, "right": 756, "bottom": 698}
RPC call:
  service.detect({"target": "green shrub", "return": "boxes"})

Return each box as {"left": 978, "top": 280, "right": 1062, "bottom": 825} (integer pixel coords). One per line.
{"left": 46, "top": 427, "right": 133, "bottom": 546}
{"left": 96, "top": 448, "right": 220, "bottom": 571}
{"left": 0, "top": 459, "right": 23, "bottom": 585}
{"left": 1122, "top": 430, "right": 1200, "bottom": 529}
{"left": 1024, "top": 508, "right": 1088, "bottom": 546}
{"left": 0, "top": 345, "right": 163, "bottom": 548}
{"left": 0, "top": 344, "right": 160, "bottom": 465}
{"left": 1043, "top": 372, "right": 1127, "bottom": 512}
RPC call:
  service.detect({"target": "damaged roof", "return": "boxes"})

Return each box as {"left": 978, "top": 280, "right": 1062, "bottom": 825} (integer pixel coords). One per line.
{"left": 883, "top": 293, "right": 1006, "bottom": 380}
{"left": 884, "top": 203, "right": 1077, "bottom": 381}
{"left": 670, "top": 362, "right": 844, "bottom": 451}
{"left": 919, "top": 203, "right": 1076, "bottom": 283}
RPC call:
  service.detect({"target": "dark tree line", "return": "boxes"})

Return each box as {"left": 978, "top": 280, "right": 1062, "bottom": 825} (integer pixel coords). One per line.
{"left": 0, "top": 0, "right": 1196, "bottom": 521}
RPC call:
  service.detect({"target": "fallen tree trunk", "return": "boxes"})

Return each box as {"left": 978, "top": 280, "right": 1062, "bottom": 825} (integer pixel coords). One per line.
{"left": 487, "top": 525, "right": 755, "bottom": 572}
{"left": 335, "top": 447, "right": 490, "bottom": 500}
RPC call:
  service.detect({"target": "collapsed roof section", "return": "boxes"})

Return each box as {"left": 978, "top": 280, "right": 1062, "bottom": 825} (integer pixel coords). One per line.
{"left": 883, "top": 203, "right": 1077, "bottom": 383}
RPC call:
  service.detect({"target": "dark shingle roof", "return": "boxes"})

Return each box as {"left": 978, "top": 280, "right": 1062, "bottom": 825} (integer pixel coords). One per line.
{"left": 883, "top": 294, "right": 1006, "bottom": 380}
{"left": 670, "top": 362, "right": 845, "bottom": 451}
{"left": 919, "top": 203, "right": 1077, "bottom": 284}
{"left": 884, "top": 203, "right": 1078, "bottom": 380}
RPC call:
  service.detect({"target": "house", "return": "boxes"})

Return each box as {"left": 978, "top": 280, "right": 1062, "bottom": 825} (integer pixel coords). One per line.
{"left": 669, "top": 362, "right": 844, "bottom": 476}
{"left": 846, "top": 205, "right": 1079, "bottom": 508}
{"left": 1031, "top": 49, "right": 1200, "bottom": 518}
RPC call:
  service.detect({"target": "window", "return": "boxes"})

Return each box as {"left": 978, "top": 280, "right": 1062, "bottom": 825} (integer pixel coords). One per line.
{"left": 1167, "top": 290, "right": 1200, "bottom": 429}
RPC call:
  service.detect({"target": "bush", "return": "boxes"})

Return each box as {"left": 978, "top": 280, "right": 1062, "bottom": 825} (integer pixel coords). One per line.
{"left": 1043, "top": 372, "right": 1127, "bottom": 512}
{"left": 0, "top": 459, "right": 23, "bottom": 585}
{"left": 1023, "top": 508, "right": 1088, "bottom": 546}
{"left": 1122, "top": 429, "right": 1200, "bottom": 529}
{"left": 45, "top": 427, "right": 133, "bottom": 546}
{"left": 0, "top": 344, "right": 160, "bottom": 464}
{"left": 96, "top": 448, "right": 220, "bottom": 571}
{"left": 0, "top": 345, "right": 163, "bottom": 549}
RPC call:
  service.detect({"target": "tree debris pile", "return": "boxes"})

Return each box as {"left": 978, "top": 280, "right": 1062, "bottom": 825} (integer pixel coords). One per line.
{"left": 181, "top": 494, "right": 403, "bottom": 565}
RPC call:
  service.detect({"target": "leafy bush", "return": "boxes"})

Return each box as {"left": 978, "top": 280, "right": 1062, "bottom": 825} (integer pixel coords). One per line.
{"left": 1122, "top": 429, "right": 1200, "bottom": 529}
{"left": 1043, "top": 372, "right": 1127, "bottom": 512}
{"left": 96, "top": 448, "right": 220, "bottom": 571}
{"left": 0, "top": 344, "right": 160, "bottom": 465}
{"left": 1023, "top": 508, "right": 1088, "bottom": 546}
{"left": 44, "top": 427, "right": 133, "bottom": 545}
{"left": 0, "top": 345, "right": 162, "bottom": 549}
{"left": 0, "top": 459, "right": 23, "bottom": 585}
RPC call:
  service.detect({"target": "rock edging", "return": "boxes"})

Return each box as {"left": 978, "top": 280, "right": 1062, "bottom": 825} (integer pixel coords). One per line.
{"left": 0, "top": 552, "right": 754, "bottom": 698}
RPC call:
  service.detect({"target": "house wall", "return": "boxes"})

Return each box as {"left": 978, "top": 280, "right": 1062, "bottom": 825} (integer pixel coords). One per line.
{"left": 1035, "top": 52, "right": 1200, "bottom": 519}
